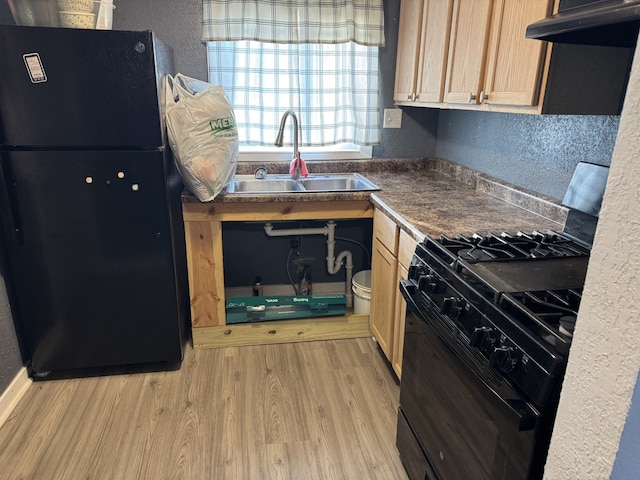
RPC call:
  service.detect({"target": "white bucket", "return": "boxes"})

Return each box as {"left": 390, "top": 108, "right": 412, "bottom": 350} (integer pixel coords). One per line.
{"left": 352, "top": 270, "right": 371, "bottom": 315}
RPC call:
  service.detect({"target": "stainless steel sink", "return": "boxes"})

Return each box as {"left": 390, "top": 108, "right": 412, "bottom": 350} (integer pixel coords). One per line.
{"left": 225, "top": 178, "right": 304, "bottom": 193}
{"left": 298, "top": 175, "right": 379, "bottom": 192}
{"left": 224, "top": 173, "right": 380, "bottom": 194}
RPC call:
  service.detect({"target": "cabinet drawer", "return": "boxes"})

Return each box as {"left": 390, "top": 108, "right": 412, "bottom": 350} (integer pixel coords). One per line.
{"left": 398, "top": 229, "right": 417, "bottom": 269}
{"left": 374, "top": 209, "right": 399, "bottom": 253}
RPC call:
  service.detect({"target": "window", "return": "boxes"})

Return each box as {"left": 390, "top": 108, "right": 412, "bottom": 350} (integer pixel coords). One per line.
{"left": 201, "top": 0, "right": 385, "bottom": 161}
{"left": 207, "top": 40, "right": 380, "bottom": 161}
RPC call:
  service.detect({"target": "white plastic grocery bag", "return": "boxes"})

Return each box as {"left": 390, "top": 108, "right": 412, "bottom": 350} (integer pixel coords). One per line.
{"left": 165, "top": 74, "right": 238, "bottom": 202}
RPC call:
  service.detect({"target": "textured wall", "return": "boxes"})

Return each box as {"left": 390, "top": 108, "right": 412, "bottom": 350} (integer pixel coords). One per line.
{"left": 544, "top": 38, "right": 640, "bottom": 479}
{"left": 0, "top": 272, "right": 22, "bottom": 393}
{"left": 435, "top": 110, "right": 619, "bottom": 201}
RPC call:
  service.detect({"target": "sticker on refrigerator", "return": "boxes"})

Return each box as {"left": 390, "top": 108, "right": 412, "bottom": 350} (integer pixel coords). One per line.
{"left": 23, "top": 53, "right": 47, "bottom": 83}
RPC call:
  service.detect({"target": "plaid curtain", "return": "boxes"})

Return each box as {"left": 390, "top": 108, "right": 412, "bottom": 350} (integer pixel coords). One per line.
{"left": 203, "top": 0, "right": 383, "bottom": 147}
{"left": 204, "top": 0, "right": 383, "bottom": 147}
{"left": 207, "top": 41, "right": 380, "bottom": 146}
{"left": 202, "top": 0, "right": 385, "bottom": 47}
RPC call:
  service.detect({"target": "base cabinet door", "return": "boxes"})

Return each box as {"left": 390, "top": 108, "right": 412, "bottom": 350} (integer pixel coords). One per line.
{"left": 369, "top": 209, "right": 418, "bottom": 370}
{"left": 369, "top": 209, "right": 399, "bottom": 360}
{"left": 370, "top": 237, "right": 397, "bottom": 359}
{"left": 391, "top": 229, "right": 418, "bottom": 379}
{"left": 392, "top": 262, "right": 409, "bottom": 378}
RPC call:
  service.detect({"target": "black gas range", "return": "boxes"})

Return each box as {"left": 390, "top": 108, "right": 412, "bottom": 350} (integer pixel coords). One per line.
{"left": 395, "top": 162, "right": 608, "bottom": 480}
{"left": 420, "top": 230, "right": 587, "bottom": 404}
{"left": 397, "top": 230, "right": 591, "bottom": 480}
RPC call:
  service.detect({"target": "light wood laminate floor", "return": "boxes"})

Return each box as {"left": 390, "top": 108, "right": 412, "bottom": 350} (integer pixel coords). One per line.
{"left": 0, "top": 338, "right": 409, "bottom": 480}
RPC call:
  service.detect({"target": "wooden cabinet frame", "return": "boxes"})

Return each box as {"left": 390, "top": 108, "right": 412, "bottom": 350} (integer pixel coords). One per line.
{"left": 183, "top": 200, "right": 374, "bottom": 349}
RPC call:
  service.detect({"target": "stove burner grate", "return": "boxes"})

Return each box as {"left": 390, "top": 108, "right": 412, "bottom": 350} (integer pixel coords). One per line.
{"left": 499, "top": 288, "right": 582, "bottom": 354}
{"left": 439, "top": 231, "right": 590, "bottom": 263}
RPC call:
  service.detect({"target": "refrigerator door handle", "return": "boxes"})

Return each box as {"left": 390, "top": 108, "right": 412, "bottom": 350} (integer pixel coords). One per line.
{"left": 0, "top": 155, "right": 24, "bottom": 245}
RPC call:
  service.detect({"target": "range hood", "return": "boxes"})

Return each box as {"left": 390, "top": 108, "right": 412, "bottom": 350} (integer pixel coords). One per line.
{"left": 526, "top": 0, "right": 640, "bottom": 47}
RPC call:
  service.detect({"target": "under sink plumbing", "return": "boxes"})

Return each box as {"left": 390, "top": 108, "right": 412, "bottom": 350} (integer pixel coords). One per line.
{"left": 263, "top": 221, "right": 354, "bottom": 307}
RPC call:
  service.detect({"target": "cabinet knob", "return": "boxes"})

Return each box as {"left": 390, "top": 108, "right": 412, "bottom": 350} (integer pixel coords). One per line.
{"left": 467, "top": 92, "right": 477, "bottom": 104}
{"left": 480, "top": 91, "right": 489, "bottom": 103}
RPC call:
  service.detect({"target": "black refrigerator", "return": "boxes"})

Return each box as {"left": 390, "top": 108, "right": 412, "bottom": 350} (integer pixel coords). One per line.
{"left": 0, "top": 25, "right": 190, "bottom": 378}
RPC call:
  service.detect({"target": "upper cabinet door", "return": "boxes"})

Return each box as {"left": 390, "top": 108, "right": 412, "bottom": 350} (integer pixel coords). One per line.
{"left": 415, "top": 0, "right": 454, "bottom": 103}
{"left": 392, "top": 0, "right": 629, "bottom": 114}
{"left": 393, "top": 0, "right": 424, "bottom": 103}
{"left": 481, "top": 0, "right": 553, "bottom": 107}
{"left": 443, "top": 0, "right": 493, "bottom": 105}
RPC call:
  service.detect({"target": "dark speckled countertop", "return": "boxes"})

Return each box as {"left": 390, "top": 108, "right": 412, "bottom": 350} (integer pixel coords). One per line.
{"left": 182, "top": 158, "right": 568, "bottom": 243}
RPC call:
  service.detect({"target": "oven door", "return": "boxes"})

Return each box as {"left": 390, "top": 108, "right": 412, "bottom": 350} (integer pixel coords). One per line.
{"left": 397, "top": 280, "right": 541, "bottom": 480}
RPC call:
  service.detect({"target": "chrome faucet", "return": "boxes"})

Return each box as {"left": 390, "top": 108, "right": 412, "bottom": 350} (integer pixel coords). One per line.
{"left": 275, "top": 110, "right": 306, "bottom": 178}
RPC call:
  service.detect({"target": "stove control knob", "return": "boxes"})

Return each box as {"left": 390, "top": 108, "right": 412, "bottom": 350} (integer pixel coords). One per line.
{"left": 490, "top": 346, "right": 517, "bottom": 373}
{"left": 470, "top": 327, "right": 496, "bottom": 351}
{"left": 418, "top": 274, "right": 438, "bottom": 293}
{"left": 440, "top": 297, "right": 463, "bottom": 318}
{"left": 408, "top": 265, "right": 427, "bottom": 281}
{"left": 409, "top": 265, "right": 424, "bottom": 275}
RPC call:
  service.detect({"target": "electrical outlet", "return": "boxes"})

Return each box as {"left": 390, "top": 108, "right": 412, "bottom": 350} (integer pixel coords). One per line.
{"left": 383, "top": 108, "right": 403, "bottom": 129}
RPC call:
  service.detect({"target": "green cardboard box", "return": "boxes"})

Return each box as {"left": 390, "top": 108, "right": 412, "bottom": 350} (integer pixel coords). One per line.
{"left": 226, "top": 294, "right": 347, "bottom": 323}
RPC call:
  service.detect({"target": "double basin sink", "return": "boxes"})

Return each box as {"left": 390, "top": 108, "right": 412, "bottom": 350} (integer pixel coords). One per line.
{"left": 224, "top": 173, "right": 380, "bottom": 194}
